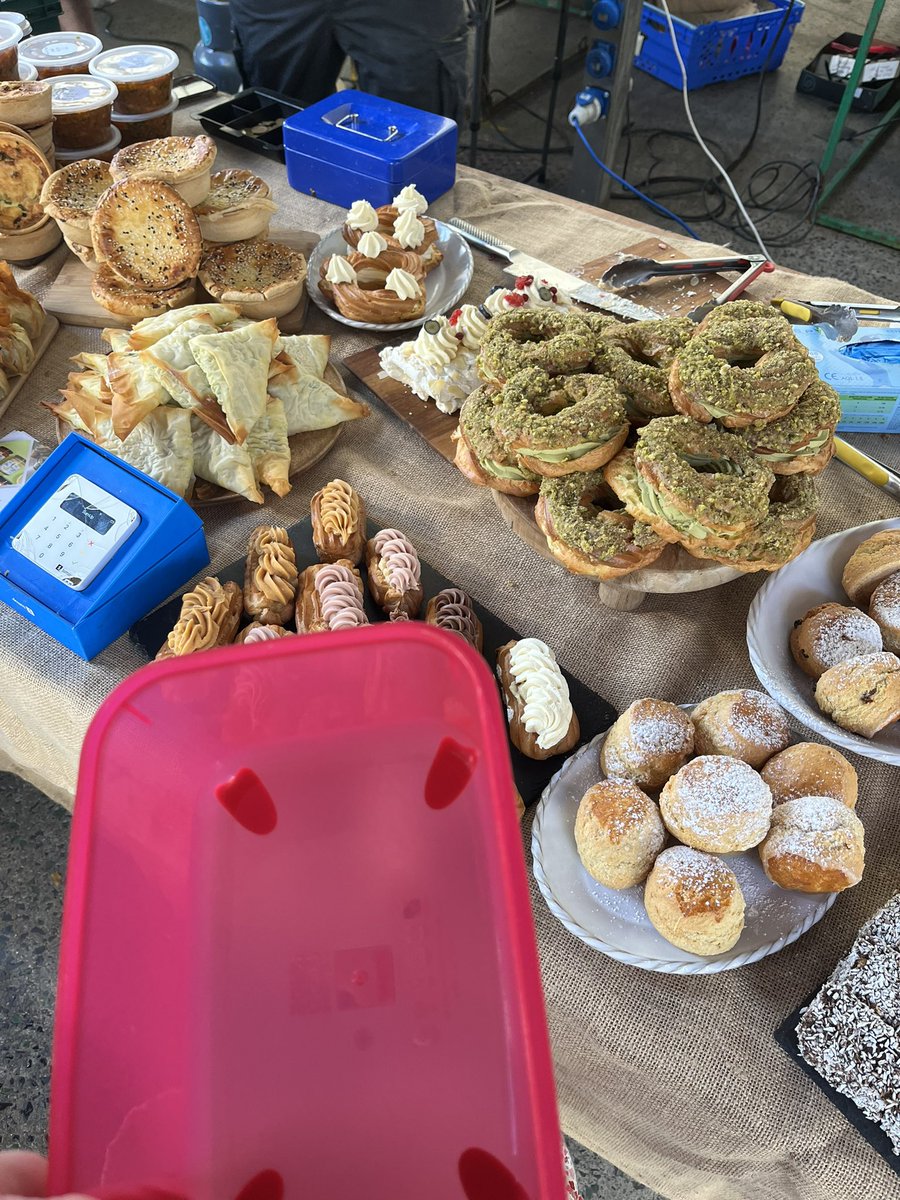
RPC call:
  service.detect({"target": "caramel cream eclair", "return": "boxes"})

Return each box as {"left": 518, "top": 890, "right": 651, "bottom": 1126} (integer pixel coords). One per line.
{"left": 496, "top": 637, "right": 579, "bottom": 760}
{"left": 311, "top": 478, "right": 366, "bottom": 565}
{"left": 243, "top": 525, "right": 299, "bottom": 625}
{"left": 156, "top": 577, "right": 242, "bottom": 660}
{"left": 366, "top": 527, "right": 423, "bottom": 619}
{"left": 424, "top": 588, "right": 483, "bottom": 652}
{"left": 296, "top": 561, "right": 369, "bottom": 634}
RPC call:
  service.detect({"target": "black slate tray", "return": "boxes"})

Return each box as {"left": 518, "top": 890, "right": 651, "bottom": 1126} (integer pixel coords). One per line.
{"left": 775, "top": 995, "right": 900, "bottom": 1175}
{"left": 130, "top": 517, "right": 617, "bottom": 805}
{"left": 195, "top": 87, "right": 303, "bottom": 161}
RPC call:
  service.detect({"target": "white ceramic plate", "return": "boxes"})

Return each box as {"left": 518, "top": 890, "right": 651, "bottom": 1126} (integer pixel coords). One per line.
{"left": 532, "top": 717, "right": 837, "bottom": 975}
{"left": 306, "top": 221, "right": 474, "bottom": 332}
{"left": 748, "top": 517, "right": 900, "bottom": 765}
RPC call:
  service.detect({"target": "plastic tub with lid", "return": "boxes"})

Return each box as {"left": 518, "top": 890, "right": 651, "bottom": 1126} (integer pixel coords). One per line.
{"left": 19, "top": 29, "right": 101, "bottom": 77}
{"left": 49, "top": 623, "right": 568, "bottom": 1200}
{"left": 50, "top": 72, "right": 116, "bottom": 148}
{"left": 18, "top": 57, "right": 36, "bottom": 79}
{"left": 54, "top": 123, "right": 119, "bottom": 164}
{"left": 0, "top": 19, "right": 22, "bottom": 81}
{"left": 89, "top": 43, "right": 178, "bottom": 114}
{"left": 0, "top": 10, "right": 31, "bottom": 36}
{"left": 112, "top": 94, "right": 176, "bottom": 146}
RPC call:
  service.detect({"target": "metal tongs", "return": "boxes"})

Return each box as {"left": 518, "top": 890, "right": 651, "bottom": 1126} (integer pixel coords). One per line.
{"left": 601, "top": 254, "right": 774, "bottom": 322}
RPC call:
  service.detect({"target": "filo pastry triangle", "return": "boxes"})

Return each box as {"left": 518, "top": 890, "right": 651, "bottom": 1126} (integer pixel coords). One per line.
{"left": 139, "top": 315, "right": 233, "bottom": 440}
{"left": 106, "top": 351, "right": 171, "bottom": 439}
{"left": 268, "top": 334, "right": 368, "bottom": 436}
{"left": 117, "top": 302, "right": 240, "bottom": 351}
{"left": 189, "top": 317, "right": 279, "bottom": 444}
{"left": 190, "top": 413, "right": 263, "bottom": 504}
{"left": 246, "top": 396, "right": 291, "bottom": 497}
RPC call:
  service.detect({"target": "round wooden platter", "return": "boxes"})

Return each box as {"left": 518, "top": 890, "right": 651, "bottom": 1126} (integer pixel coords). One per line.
{"left": 58, "top": 363, "right": 345, "bottom": 507}
{"left": 491, "top": 490, "right": 743, "bottom": 611}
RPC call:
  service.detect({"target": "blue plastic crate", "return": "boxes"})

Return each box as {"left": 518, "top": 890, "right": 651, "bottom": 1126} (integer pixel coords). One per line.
{"left": 635, "top": 0, "right": 804, "bottom": 90}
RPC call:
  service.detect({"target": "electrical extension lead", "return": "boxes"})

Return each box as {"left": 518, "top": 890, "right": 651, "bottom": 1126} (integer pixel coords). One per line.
{"left": 656, "top": 0, "right": 773, "bottom": 260}
{"left": 570, "top": 118, "right": 701, "bottom": 240}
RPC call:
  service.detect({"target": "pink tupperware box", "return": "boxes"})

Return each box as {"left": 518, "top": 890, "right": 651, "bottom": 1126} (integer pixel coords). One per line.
{"left": 49, "top": 623, "right": 566, "bottom": 1200}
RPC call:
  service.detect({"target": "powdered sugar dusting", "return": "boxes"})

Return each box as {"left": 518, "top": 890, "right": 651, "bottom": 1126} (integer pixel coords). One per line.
{"left": 764, "top": 795, "right": 862, "bottom": 872}
{"left": 663, "top": 755, "right": 772, "bottom": 840}
{"left": 870, "top": 572, "right": 900, "bottom": 630}
{"left": 629, "top": 700, "right": 694, "bottom": 755}
{"left": 802, "top": 604, "right": 883, "bottom": 670}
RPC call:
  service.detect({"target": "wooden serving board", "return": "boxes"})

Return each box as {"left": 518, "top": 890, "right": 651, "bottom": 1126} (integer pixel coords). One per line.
{"left": 581, "top": 237, "right": 728, "bottom": 319}
{"left": 344, "top": 343, "right": 458, "bottom": 461}
{"left": 0, "top": 315, "right": 59, "bottom": 423}
{"left": 42, "top": 229, "right": 319, "bottom": 333}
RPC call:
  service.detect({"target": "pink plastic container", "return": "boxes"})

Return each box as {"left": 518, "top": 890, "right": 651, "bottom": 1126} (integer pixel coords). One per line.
{"left": 50, "top": 623, "right": 566, "bottom": 1200}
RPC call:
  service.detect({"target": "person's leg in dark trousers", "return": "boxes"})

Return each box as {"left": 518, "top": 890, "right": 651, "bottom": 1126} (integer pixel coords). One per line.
{"left": 229, "top": 0, "right": 345, "bottom": 102}
{"left": 335, "top": 0, "right": 468, "bottom": 122}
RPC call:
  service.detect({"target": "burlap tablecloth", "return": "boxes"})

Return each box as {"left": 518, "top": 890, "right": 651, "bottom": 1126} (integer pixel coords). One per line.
{"left": 2, "top": 111, "right": 899, "bottom": 1200}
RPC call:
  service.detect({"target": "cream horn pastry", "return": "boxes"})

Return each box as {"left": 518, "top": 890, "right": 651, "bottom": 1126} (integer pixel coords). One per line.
{"left": 243, "top": 525, "right": 299, "bottom": 625}
{"left": 496, "top": 637, "right": 579, "bottom": 760}
{"left": 425, "top": 588, "right": 484, "bottom": 652}
{"left": 296, "top": 561, "right": 369, "bottom": 633}
{"left": 237, "top": 622, "right": 294, "bottom": 644}
{"left": 156, "top": 577, "right": 242, "bottom": 660}
{"left": 366, "top": 527, "right": 423, "bottom": 619}
{"left": 311, "top": 478, "right": 366, "bottom": 564}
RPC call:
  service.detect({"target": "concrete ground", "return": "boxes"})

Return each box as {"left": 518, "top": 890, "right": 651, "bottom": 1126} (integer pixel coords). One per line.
{"left": 1, "top": 2, "right": 898, "bottom": 1198}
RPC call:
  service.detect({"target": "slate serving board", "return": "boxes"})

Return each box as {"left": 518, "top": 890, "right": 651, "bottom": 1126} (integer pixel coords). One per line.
{"left": 130, "top": 515, "right": 617, "bottom": 805}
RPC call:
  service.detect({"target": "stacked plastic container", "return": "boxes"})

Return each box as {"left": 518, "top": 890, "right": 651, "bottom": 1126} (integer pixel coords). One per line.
{"left": 90, "top": 45, "right": 179, "bottom": 148}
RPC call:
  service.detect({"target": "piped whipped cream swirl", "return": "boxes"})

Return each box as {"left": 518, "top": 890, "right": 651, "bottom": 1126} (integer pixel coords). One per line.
{"left": 506, "top": 638, "right": 572, "bottom": 750}
{"left": 314, "top": 564, "right": 369, "bottom": 630}
{"left": 393, "top": 184, "right": 428, "bottom": 214}
{"left": 413, "top": 316, "right": 458, "bottom": 367}
{"left": 393, "top": 208, "right": 425, "bottom": 249}
{"left": 373, "top": 528, "right": 421, "bottom": 594}
{"left": 346, "top": 199, "right": 378, "bottom": 231}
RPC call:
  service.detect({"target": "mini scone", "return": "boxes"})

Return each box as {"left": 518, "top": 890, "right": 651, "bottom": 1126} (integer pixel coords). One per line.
{"left": 296, "top": 560, "right": 369, "bottom": 633}
{"left": 815, "top": 652, "right": 900, "bottom": 738}
{"left": 759, "top": 795, "right": 865, "bottom": 893}
{"left": 742, "top": 380, "right": 841, "bottom": 475}
{"left": 496, "top": 637, "right": 579, "bottom": 760}
{"left": 535, "top": 469, "right": 666, "bottom": 579}
{"left": 600, "top": 698, "right": 695, "bottom": 790}
{"left": 493, "top": 366, "right": 629, "bottom": 477}
{"left": 690, "top": 689, "right": 790, "bottom": 768}
{"left": 365, "top": 527, "right": 423, "bottom": 619}
{"left": 669, "top": 317, "right": 817, "bottom": 428}
{"left": 310, "top": 479, "right": 366, "bottom": 565}
{"left": 842, "top": 529, "right": 900, "bottom": 606}
{"left": 155, "top": 577, "right": 242, "bottom": 660}
{"left": 659, "top": 755, "right": 773, "bottom": 853}
{"left": 236, "top": 622, "right": 293, "bottom": 644}
{"left": 760, "top": 743, "right": 858, "bottom": 809}
{"left": 644, "top": 845, "right": 745, "bottom": 956}
{"left": 90, "top": 263, "right": 197, "bottom": 320}
{"left": 454, "top": 383, "right": 540, "bottom": 498}
{"left": 193, "top": 169, "right": 277, "bottom": 243}
{"left": 110, "top": 133, "right": 217, "bottom": 206}
{"left": 243, "top": 525, "right": 299, "bottom": 625}
{"left": 91, "top": 177, "right": 202, "bottom": 289}
{"left": 199, "top": 238, "right": 308, "bottom": 320}
{"left": 40, "top": 158, "right": 112, "bottom": 245}
{"left": 575, "top": 779, "right": 666, "bottom": 889}
{"left": 869, "top": 570, "right": 900, "bottom": 653}
{"left": 424, "top": 588, "right": 483, "bottom": 652}
{"left": 790, "top": 602, "right": 883, "bottom": 679}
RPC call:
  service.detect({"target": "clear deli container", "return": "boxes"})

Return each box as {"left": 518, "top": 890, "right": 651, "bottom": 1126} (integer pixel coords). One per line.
{"left": 112, "top": 95, "right": 177, "bottom": 146}
{"left": 0, "top": 19, "right": 22, "bottom": 83}
{"left": 1, "top": 12, "right": 33, "bottom": 38}
{"left": 89, "top": 44, "right": 178, "bottom": 114}
{"left": 19, "top": 30, "right": 102, "bottom": 79}
{"left": 18, "top": 59, "right": 36, "bottom": 80}
{"left": 54, "top": 124, "right": 121, "bottom": 165}
{"left": 48, "top": 623, "right": 568, "bottom": 1200}
{"left": 51, "top": 73, "right": 117, "bottom": 149}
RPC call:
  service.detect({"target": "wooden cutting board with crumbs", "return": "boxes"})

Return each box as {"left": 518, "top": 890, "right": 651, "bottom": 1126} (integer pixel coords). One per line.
{"left": 43, "top": 229, "right": 319, "bottom": 332}
{"left": 581, "top": 237, "right": 729, "bottom": 318}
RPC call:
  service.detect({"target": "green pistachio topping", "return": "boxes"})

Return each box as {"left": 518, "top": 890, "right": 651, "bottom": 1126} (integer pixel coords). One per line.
{"left": 541, "top": 468, "right": 663, "bottom": 559}
{"left": 742, "top": 379, "right": 841, "bottom": 454}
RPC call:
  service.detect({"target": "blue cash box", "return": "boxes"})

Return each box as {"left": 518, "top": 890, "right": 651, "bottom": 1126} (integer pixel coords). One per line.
{"left": 283, "top": 90, "right": 457, "bottom": 209}
{"left": 0, "top": 434, "right": 209, "bottom": 661}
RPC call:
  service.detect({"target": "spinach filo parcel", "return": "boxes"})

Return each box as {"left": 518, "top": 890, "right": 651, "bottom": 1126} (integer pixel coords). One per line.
{"left": 189, "top": 317, "right": 279, "bottom": 443}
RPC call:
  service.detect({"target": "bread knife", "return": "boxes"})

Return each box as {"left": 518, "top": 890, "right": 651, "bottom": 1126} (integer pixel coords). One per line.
{"left": 447, "top": 217, "right": 661, "bottom": 322}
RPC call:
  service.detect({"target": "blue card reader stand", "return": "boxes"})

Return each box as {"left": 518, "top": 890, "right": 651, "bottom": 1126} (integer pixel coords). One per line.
{"left": 0, "top": 433, "right": 209, "bottom": 661}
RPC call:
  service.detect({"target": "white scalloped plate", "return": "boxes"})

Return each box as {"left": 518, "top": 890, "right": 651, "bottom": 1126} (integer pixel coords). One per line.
{"left": 306, "top": 221, "right": 474, "bottom": 332}
{"left": 532, "top": 718, "right": 837, "bottom": 975}
{"left": 747, "top": 517, "right": 900, "bottom": 766}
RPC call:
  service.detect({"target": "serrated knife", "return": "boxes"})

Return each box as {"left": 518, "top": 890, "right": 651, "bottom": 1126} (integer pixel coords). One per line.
{"left": 448, "top": 217, "right": 661, "bottom": 322}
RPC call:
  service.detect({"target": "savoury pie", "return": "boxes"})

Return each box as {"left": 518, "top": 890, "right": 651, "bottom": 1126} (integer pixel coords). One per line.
{"left": 90, "top": 177, "right": 202, "bottom": 290}
{"left": 0, "top": 131, "right": 51, "bottom": 231}
{"left": 40, "top": 158, "right": 112, "bottom": 246}
{"left": 199, "top": 239, "right": 307, "bottom": 319}
{"left": 91, "top": 262, "right": 197, "bottom": 320}
{"left": 193, "top": 169, "right": 277, "bottom": 243}
{"left": 110, "top": 133, "right": 217, "bottom": 206}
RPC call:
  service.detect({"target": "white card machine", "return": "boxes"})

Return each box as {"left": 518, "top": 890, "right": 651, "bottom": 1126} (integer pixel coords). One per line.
{"left": 11, "top": 473, "right": 140, "bottom": 591}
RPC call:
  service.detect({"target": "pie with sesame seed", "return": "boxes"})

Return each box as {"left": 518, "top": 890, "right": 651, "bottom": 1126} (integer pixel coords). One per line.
{"left": 198, "top": 239, "right": 307, "bottom": 319}
{"left": 90, "top": 177, "right": 202, "bottom": 291}
{"left": 90, "top": 263, "right": 197, "bottom": 320}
